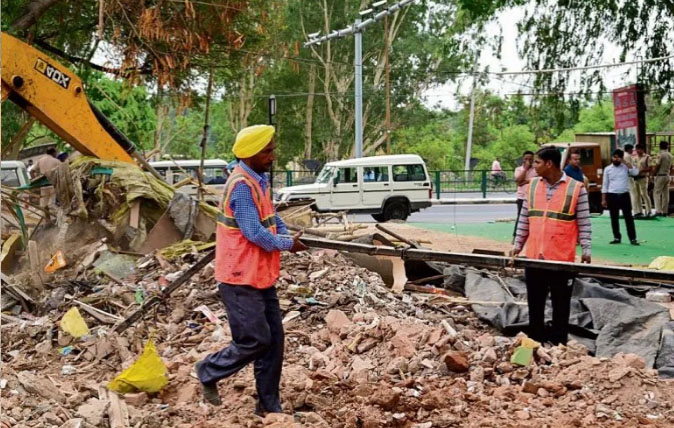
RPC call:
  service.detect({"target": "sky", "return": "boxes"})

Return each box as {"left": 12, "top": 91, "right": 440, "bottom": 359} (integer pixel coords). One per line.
{"left": 422, "top": 6, "right": 640, "bottom": 111}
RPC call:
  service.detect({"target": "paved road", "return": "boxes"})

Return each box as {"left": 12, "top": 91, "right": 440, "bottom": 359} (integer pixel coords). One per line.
{"left": 353, "top": 203, "right": 519, "bottom": 224}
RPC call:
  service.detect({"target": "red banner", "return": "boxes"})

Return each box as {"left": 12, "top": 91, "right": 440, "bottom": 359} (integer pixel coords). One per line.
{"left": 613, "top": 85, "right": 645, "bottom": 150}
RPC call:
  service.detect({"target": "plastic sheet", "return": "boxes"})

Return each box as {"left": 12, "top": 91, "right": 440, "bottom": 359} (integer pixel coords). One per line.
{"left": 60, "top": 307, "right": 90, "bottom": 338}
{"left": 649, "top": 256, "right": 674, "bottom": 272}
{"left": 446, "top": 267, "right": 673, "bottom": 377}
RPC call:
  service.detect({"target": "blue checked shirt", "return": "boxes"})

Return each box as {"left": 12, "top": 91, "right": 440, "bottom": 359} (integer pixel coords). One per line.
{"left": 228, "top": 162, "right": 293, "bottom": 252}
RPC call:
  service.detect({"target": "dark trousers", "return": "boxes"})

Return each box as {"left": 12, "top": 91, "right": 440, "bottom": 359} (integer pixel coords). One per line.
{"left": 513, "top": 199, "right": 524, "bottom": 237}
{"left": 607, "top": 192, "right": 637, "bottom": 241}
{"left": 525, "top": 268, "right": 574, "bottom": 345}
{"left": 197, "top": 283, "right": 284, "bottom": 412}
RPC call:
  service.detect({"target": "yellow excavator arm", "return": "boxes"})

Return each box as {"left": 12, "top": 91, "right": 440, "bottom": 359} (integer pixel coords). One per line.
{"left": 1, "top": 32, "right": 151, "bottom": 167}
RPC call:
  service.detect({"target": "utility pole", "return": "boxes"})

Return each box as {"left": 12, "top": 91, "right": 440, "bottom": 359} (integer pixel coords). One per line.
{"left": 384, "top": 14, "right": 391, "bottom": 154}
{"left": 268, "top": 95, "right": 276, "bottom": 199}
{"left": 354, "top": 19, "right": 364, "bottom": 158}
{"left": 198, "top": 67, "right": 214, "bottom": 202}
{"left": 464, "top": 60, "right": 479, "bottom": 173}
{"left": 305, "top": 0, "right": 415, "bottom": 158}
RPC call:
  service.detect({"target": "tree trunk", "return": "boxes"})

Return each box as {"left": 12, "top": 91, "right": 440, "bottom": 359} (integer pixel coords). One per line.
{"left": 304, "top": 64, "right": 316, "bottom": 160}
{"left": 11, "top": 0, "right": 63, "bottom": 31}
{"left": 2, "top": 117, "right": 36, "bottom": 159}
{"left": 153, "top": 87, "right": 168, "bottom": 160}
{"left": 228, "top": 66, "right": 257, "bottom": 133}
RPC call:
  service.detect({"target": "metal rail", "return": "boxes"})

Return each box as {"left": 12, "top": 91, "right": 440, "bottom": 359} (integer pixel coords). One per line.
{"left": 300, "top": 237, "right": 674, "bottom": 283}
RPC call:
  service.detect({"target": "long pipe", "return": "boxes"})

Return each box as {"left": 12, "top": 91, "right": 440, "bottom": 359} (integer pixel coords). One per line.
{"left": 299, "top": 236, "right": 674, "bottom": 283}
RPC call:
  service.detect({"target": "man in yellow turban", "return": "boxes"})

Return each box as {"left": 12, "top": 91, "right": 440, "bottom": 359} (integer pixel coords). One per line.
{"left": 195, "top": 125, "right": 306, "bottom": 415}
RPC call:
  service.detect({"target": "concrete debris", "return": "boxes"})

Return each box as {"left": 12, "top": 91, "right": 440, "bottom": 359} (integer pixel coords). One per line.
{"left": 1, "top": 247, "right": 673, "bottom": 427}
{"left": 75, "top": 398, "right": 108, "bottom": 426}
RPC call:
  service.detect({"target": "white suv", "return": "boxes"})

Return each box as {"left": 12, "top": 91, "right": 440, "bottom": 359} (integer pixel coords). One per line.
{"left": 1, "top": 161, "right": 30, "bottom": 188}
{"left": 276, "top": 154, "right": 432, "bottom": 221}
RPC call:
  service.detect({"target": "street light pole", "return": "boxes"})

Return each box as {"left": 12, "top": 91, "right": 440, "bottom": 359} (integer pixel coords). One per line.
{"left": 464, "top": 60, "right": 479, "bottom": 173}
{"left": 354, "top": 19, "right": 364, "bottom": 158}
{"left": 268, "top": 95, "right": 276, "bottom": 199}
{"left": 384, "top": 14, "right": 391, "bottom": 154}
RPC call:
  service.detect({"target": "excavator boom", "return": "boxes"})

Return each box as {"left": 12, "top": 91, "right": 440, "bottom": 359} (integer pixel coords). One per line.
{"left": 1, "top": 32, "right": 135, "bottom": 163}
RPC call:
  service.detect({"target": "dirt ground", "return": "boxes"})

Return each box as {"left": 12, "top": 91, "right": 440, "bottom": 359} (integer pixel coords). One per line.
{"left": 2, "top": 249, "right": 673, "bottom": 428}
{"left": 360, "top": 223, "right": 514, "bottom": 255}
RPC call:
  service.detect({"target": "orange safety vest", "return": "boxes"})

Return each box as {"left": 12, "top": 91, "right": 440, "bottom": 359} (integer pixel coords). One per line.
{"left": 215, "top": 165, "right": 280, "bottom": 288}
{"left": 525, "top": 176, "right": 582, "bottom": 262}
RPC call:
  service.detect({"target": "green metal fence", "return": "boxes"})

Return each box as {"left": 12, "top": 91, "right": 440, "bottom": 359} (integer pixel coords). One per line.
{"left": 429, "top": 169, "right": 517, "bottom": 198}
{"left": 271, "top": 170, "right": 316, "bottom": 190}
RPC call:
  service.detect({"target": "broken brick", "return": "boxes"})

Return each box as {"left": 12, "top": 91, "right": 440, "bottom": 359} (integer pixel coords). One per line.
{"left": 442, "top": 351, "right": 469, "bottom": 373}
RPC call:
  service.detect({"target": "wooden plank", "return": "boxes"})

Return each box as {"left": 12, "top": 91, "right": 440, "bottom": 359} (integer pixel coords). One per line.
{"left": 1, "top": 313, "right": 41, "bottom": 326}
{"left": 405, "top": 283, "right": 459, "bottom": 296}
{"left": 375, "top": 224, "right": 419, "bottom": 248}
{"left": 27, "top": 240, "right": 46, "bottom": 291}
{"left": 1, "top": 233, "right": 23, "bottom": 273}
{"left": 69, "top": 298, "right": 122, "bottom": 324}
{"left": 107, "top": 390, "right": 129, "bottom": 428}
{"left": 128, "top": 201, "right": 140, "bottom": 229}
{"left": 300, "top": 237, "right": 674, "bottom": 283}
{"left": 4, "top": 284, "right": 35, "bottom": 305}
{"left": 408, "top": 273, "right": 450, "bottom": 285}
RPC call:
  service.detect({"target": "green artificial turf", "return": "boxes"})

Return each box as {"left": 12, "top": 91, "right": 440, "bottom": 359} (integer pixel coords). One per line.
{"left": 410, "top": 215, "right": 674, "bottom": 266}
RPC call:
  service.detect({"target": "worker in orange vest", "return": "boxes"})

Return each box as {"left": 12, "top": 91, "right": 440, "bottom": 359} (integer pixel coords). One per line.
{"left": 195, "top": 125, "right": 307, "bottom": 415}
{"left": 511, "top": 147, "right": 592, "bottom": 345}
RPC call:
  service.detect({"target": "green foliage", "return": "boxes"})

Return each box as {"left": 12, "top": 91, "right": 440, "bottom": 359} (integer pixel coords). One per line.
{"left": 3, "top": 0, "right": 672, "bottom": 170}
{"left": 646, "top": 98, "right": 674, "bottom": 133}
{"left": 86, "top": 74, "right": 157, "bottom": 151}
{"left": 474, "top": 125, "right": 536, "bottom": 170}
{"left": 1, "top": 102, "right": 28, "bottom": 148}
{"left": 392, "top": 121, "right": 456, "bottom": 170}
{"left": 572, "top": 101, "right": 614, "bottom": 133}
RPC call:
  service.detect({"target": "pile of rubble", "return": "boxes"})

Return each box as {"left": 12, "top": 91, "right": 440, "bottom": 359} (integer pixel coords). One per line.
{"left": 2, "top": 249, "right": 673, "bottom": 428}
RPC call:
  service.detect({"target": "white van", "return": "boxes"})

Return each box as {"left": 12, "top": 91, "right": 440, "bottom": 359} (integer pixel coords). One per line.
{"left": 276, "top": 154, "right": 432, "bottom": 221}
{"left": 1, "top": 161, "right": 31, "bottom": 188}
{"left": 149, "top": 159, "right": 229, "bottom": 204}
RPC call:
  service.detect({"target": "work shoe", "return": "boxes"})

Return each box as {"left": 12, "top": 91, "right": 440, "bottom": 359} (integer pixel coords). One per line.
{"left": 634, "top": 213, "right": 644, "bottom": 218}
{"left": 195, "top": 362, "right": 221, "bottom": 406}
{"left": 630, "top": 240, "right": 640, "bottom": 246}
{"left": 609, "top": 239, "right": 621, "bottom": 244}
{"left": 255, "top": 403, "right": 283, "bottom": 417}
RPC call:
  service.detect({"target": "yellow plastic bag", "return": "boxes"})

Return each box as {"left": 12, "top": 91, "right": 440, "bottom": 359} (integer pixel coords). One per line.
{"left": 108, "top": 340, "right": 168, "bottom": 393}
{"left": 60, "top": 307, "right": 90, "bottom": 338}
{"left": 649, "top": 256, "right": 674, "bottom": 272}
{"left": 45, "top": 250, "right": 67, "bottom": 273}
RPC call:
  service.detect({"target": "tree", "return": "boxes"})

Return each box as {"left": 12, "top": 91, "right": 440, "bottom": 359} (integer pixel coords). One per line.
{"left": 474, "top": 124, "right": 536, "bottom": 170}
{"left": 86, "top": 73, "right": 158, "bottom": 151}
{"left": 2, "top": 0, "right": 280, "bottom": 88}
{"left": 458, "top": 0, "right": 674, "bottom": 95}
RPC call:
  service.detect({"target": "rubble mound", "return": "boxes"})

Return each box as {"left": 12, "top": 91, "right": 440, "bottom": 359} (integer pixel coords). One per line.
{"left": 2, "top": 250, "right": 673, "bottom": 427}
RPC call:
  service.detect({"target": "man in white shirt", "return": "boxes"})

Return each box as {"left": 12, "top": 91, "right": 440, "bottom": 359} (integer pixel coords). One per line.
{"left": 32, "top": 148, "right": 62, "bottom": 210}
{"left": 602, "top": 149, "right": 640, "bottom": 245}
